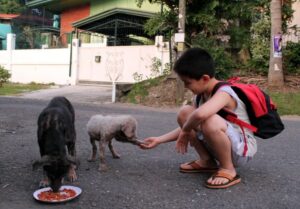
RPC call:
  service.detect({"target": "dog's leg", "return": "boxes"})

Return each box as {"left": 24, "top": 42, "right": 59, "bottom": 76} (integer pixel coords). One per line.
{"left": 108, "top": 140, "right": 120, "bottom": 159}
{"left": 67, "top": 164, "right": 77, "bottom": 182}
{"left": 88, "top": 136, "right": 97, "bottom": 162}
{"left": 39, "top": 169, "right": 50, "bottom": 188}
{"left": 98, "top": 140, "right": 108, "bottom": 172}
{"left": 67, "top": 141, "right": 77, "bottom": 182}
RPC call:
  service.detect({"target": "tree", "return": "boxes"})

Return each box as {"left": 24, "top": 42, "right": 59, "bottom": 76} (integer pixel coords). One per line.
{"left": 268, "top": 0, "right": 284, "bottom": 87}
{"left": 0, "top": 0, "right": 24, "bottom": 14}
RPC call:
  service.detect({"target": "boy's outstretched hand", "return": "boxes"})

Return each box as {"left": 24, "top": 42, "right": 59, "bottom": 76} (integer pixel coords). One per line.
{"left": 176, "top": 131, "right": 191, "bottom": 154}
{"left": 139, "top": 137, "right": 160, "bottom": 149}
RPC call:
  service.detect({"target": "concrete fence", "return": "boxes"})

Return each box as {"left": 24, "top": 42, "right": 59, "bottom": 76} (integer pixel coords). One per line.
{"left": 0, "top": 34, "right": 170, "bottom": 85}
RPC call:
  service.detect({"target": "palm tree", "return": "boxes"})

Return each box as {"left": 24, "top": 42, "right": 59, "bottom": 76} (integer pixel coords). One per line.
{"left": 268, "top": 0, "right": 284, "bottom": 87}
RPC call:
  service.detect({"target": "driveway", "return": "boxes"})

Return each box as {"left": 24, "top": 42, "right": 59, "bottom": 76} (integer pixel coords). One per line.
{"left": 18, "top": 84, "right": 113, "bottom": 104}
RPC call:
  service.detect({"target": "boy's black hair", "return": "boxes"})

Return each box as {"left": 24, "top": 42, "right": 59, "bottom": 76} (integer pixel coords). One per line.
{"left": 173, "top": 48, "right": 215, "bottom": 80}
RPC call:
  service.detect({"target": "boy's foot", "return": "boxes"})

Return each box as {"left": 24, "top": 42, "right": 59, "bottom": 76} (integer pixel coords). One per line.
{"left": 205, "top": 169, "right": 241, "bottom": 189}
{"left": 180, "top": 159, "right": 218, "bottom": 173}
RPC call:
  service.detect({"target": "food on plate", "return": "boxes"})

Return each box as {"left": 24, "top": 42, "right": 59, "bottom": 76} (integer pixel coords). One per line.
{"left": 38, "top": 188, "right": 76, "bottom": 201}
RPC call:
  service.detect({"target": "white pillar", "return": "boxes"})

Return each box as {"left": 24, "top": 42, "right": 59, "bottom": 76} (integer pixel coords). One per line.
{"left": 6, "top": 33, "right": 16, "bottom": 78}
{"left": 7, "top": 33, "right": 16, "bottom": 50}
{"left": 70, "top": 39, "right": 79, "bottom": 85}
{"left": 112, "top": 81, "right": 116, "bottom": 103}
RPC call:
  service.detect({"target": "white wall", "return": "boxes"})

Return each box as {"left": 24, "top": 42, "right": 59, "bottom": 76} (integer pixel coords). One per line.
{"left": 1, "top": 35, "right": 170, "bottom": 85}
{"left": 0, "top": 50, "right": 9, "bottom": 70}
{"left": 9, "top": 48, "right": 71, "bottom": 85}
{"left": 77, "top": 45, "right": 169, "bottom": 83}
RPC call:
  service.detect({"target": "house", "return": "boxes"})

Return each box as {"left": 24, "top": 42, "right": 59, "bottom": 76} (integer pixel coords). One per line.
{"left": 26, "top": 0, "right": 162, "bottom": 47}
{"left": 0, "top": 1, "right": 169, "bottom": 86}
{"left": 0, "top": 14, "right": 19, "bottom": 50}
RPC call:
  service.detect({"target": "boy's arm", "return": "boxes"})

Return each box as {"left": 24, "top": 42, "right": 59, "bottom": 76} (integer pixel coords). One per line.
{"left": 182, "top": 91, "right": 234, "bottom": 132}
{"left": 140, "top": 127, "right": 181, "bottom": 149}
{"left": 156, "top": 127, "right": 181, "bottom": 143}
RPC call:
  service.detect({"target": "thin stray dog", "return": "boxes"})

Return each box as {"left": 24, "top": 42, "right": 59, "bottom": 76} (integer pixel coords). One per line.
{"left": 33, "top": 96, "right": 78, "bottom": 192}
{"left": 86, "top": 114, "right": 143, "bottom": 172}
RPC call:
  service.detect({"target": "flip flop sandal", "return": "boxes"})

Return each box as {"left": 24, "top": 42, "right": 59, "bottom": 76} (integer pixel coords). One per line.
{"left": 179, "top": 160, "right": 218, "bottom": 173}
{"left": 205, "top": 170, "right": 241, "bottom": 189}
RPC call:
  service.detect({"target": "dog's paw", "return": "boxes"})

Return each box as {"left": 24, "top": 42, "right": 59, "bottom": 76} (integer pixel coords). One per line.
{"left": 98, "top": 164, "right": 108, "bottom": 172}
{"left": 87, "top": 157, "right": 96, "bottom": 162}
{"left": 68, "top": 168, "right": 77, "bottom": 182}
{"left": 112, "top": 153, "right": 120, "bottom": 159}
{"left": 39, "top": 178, "right": 49, "bottom": 188}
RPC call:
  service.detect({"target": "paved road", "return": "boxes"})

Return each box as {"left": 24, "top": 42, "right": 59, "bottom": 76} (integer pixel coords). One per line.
{"left": 0, "top": 87, "right": 299, "bottom": 209}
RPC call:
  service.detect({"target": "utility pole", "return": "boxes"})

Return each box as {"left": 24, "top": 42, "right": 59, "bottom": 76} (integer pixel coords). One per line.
{"left": 268, "top": 0, "right": 284, "bottom": 87}
{"left": 175, "top": 0, "right": 186, "bottom": 104}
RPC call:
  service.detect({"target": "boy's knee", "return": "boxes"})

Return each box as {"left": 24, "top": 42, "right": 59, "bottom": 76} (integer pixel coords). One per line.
{"left": 177, "top": 105, "right": 195, "bottom": 125}
{"left": 202, "top": 115, "right": 227, "bottom": 135}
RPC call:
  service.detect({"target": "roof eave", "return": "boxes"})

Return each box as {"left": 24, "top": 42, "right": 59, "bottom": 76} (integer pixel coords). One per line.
{"left": 73, "top": 8, "right": 155, "bottom": 28}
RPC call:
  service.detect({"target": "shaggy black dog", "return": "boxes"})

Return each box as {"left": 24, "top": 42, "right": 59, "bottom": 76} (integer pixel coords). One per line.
{"left": 33, "top": 96, "right": 78, "bottom": 192}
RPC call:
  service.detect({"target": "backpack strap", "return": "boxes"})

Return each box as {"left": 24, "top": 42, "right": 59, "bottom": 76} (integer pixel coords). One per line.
{"left": 195, "top": 81, "right": 258, "bottom": 133}
{"left": 195, "top": 81, "right": 229, "bottom": 107}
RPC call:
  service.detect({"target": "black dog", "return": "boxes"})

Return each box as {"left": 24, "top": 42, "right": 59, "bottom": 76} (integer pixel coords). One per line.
{"left": 33, "top": 96, "right": 78, "bottom": 192}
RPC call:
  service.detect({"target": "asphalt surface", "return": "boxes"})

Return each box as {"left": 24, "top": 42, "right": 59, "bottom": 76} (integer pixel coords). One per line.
{"left": 0, "top": 85, "right": 299, "bottom": 209}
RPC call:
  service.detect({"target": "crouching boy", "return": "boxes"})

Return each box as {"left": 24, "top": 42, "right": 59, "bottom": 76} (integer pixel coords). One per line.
{"left": 140, "top": 48, "right": 257, "bottom": 189}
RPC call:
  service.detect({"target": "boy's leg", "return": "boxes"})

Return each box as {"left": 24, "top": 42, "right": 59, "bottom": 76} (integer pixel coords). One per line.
{"left": 201, "top": 114, "right": 238, "bottom": 186}
{"left": 177, "top": 105, "right": 218, "bottom": 171}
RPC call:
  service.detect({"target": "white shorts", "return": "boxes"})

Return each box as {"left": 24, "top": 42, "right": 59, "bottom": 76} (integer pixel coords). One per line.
{"left": 197, "top": 122, "right": 257, "bottom": 167}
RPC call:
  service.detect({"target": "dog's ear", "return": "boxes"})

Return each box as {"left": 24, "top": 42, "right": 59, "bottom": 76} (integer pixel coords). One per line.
{"left": 121, "top": 122, "right": 136, "bottom": 139}
{"left": 32, "top": 155, "right": 52, "bottom": 170}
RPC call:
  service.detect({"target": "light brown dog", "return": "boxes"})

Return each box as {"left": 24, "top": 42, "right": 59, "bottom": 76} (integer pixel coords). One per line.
{"left": 86, "top": 114, "right": 142, "bottom": 171}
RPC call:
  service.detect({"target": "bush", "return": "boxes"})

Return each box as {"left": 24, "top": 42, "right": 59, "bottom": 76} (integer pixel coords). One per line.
{"left": 249, "top": 16, "right": 270, "bottom": 75}
{"left": 283, "top": 41, "right": 300, "bottom": 75}
{"left": 0, "top": 65, "right": 11, "bottom": 87}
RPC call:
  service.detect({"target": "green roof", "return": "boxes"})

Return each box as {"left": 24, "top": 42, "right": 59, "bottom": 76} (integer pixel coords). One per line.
{"left": 73, "top": 8, "right": 154, "bottom": 28}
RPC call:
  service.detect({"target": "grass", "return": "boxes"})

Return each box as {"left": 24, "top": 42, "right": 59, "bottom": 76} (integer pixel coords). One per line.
{"left": 269, "top": 92, "right": 300, "bottom": 116}
{"left": 0, "top": 82, "right": 52, "bottom": 96}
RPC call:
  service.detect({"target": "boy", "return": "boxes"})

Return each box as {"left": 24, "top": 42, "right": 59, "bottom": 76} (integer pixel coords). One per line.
{"left": 140, "top": 48, "right": 257, "bottom": 189}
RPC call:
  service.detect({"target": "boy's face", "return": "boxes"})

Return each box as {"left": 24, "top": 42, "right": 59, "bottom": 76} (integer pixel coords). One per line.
{"left": 180, "top": 75, "right": 209, "bottom": 95}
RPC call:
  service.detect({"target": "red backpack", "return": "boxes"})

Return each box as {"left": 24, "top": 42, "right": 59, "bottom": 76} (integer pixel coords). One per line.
{"left": 196, "top": 78, "right": 285, "bottom": 139}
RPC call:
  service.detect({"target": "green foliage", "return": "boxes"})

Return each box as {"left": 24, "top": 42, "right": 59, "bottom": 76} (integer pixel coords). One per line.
{"left": 15, "top": 26, "right": 43, "bottom": 49}
{"left": 139, "top": 0, "right": 295, "bottom": 76}
{"left": 192, "top": 35, "right": 234, "bottom": 79}
{"left": 144, "top": 9, "right": 178, "bottom": 37}
{"left": 149, "top": 57, "right": 171, "bottom": 77}
{"left": 249, "top": 15, "right": 270, "bottom": 75}
{"left": 0, "top": 65, "right": 11, "bottom": 87}
{"left": 0, "top": 0, "right": 24, "bottom": 13}
{"left": 126, "top": 77, "right": 162, "bottom": 104}
{"left": 283, "top": 42, "right": 300, "bottom": 75}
